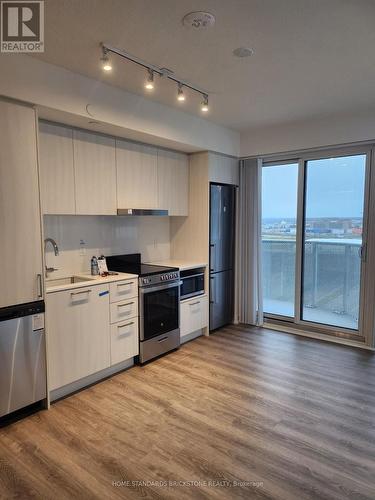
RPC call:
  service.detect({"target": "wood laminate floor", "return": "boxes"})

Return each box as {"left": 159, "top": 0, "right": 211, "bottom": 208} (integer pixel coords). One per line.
{"left": 1, "top": 325, "right": 375, "bottom": 500}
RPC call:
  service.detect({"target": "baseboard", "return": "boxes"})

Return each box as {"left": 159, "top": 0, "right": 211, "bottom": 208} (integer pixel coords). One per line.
{"left": 181, "top": 329, "right": 203, "bottom": 344}
{"left": 50, "top": 358, "right": 134, "bottom": 402}
{"left": 264, "top": 322, "right": 374, "bottom": 351}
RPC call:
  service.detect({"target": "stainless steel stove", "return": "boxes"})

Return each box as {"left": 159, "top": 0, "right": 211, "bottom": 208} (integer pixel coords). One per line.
{"left": 106, "top": 254, "right": 181, "bottom": 363}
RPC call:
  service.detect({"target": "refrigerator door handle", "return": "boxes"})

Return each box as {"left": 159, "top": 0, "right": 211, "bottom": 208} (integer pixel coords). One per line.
{"left": 37, "top": 274, "right": 43, "bottom": 298}
{"left": 209, "top": 243, "right": 215, "bottom": 272}
{"left": 210, "top": 275, "right": 216, "bottom": 304}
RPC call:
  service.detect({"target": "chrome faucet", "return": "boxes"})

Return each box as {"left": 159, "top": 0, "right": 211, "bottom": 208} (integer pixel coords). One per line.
{"left": 44, "top": 238, "right": 59, "bottom": 277}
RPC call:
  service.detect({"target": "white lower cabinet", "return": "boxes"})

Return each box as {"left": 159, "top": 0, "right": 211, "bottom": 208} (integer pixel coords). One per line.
{"left": 110, "top": 279, "right": 139, "bottom": 365}
{"left": 110, "top": 297, "right": 138, "bottom": 323}
{"left": 47, "top": 278, "right": 140, "bottom": 392}
{"left": 110, "top": 279, "right": 138, "bottom": 302}
{"left": 110, "top": 318, "right": 139, "bottom": 366}
{"left": 47, "top": 284, "right": 111, "bottom": 391}
{"left": 180, "top": 295, "right": 208, "bottom": 339}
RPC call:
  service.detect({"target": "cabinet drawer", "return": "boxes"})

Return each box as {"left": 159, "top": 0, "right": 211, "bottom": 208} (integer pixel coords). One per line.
{"left": 110, "top": 318, "right": 139, "bottom": 365}
{"left": 110, "top": 279, "right": 138, "bottom": 303}
{"left": 110, "top": 297, "right": 138, "bottom": 324}
{"left": 180, "top": 295, "right": 208, "bottom": 338}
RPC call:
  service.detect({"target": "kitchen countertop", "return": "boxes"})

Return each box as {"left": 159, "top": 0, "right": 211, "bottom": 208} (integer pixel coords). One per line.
{"left": 45, "top": 271, "right": 138, "bottom": 293}
{"left": 147, "top": 259, "right": 208, "bottom": 271}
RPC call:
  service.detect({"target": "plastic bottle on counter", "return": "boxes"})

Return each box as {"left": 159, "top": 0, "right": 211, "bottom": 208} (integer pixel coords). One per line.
{"left": 91, "top": 256, "right": 99, "bottom": 275}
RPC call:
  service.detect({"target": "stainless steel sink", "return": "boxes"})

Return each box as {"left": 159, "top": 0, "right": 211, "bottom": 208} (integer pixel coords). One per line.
{"left": 46, "top": 275, "right": 96, "bottom": 288}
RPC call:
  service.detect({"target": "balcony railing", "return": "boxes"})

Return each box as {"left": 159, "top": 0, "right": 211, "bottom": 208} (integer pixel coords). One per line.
{"left": 262, "top": 238, "right": 361, "bottom": 329}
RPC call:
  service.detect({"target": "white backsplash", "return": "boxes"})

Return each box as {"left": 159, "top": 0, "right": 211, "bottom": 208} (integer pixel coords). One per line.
{"left": 43, "top": 215, "right": 171, "bottom": 277}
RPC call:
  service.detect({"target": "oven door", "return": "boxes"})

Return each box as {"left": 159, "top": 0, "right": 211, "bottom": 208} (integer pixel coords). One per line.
{"left": 140, "top": 281, "right": 180, "bottom": 341}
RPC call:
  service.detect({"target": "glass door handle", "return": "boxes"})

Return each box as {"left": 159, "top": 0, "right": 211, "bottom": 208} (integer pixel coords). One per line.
{"left": 359, "top": 244, "right": 367, "bottom": 262}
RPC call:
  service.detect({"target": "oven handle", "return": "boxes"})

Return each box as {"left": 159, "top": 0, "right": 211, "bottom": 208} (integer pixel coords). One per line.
{"left": 140, "top": 281, "right": 182, "bottom": 294}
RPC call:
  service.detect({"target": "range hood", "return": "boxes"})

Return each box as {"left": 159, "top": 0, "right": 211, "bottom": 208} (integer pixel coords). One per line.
{"left": 117, "top": 208, "right": 169, "bottom": 216}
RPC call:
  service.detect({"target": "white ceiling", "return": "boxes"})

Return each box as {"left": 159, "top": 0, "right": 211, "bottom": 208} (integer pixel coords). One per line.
{"left": 33, "top": 0, "right": 375, "bottom": 132}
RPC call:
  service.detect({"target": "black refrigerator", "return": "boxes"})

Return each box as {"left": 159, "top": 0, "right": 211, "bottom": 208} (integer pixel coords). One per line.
{"left": 209, "top": 183, "right": 236, "bottom": 331}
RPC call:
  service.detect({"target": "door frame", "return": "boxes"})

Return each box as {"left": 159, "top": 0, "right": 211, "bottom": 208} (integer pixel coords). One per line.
{"left": 261, "top": 159, "right": 299, "bottom": 322}
{"left": 262, "top": 145, "right": 374, "bottom": 345}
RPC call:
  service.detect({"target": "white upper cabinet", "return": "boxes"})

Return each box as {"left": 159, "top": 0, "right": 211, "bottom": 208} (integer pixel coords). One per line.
{"left": 0, "top": 100, "right": 43, "bottom": 307}
{"left": 157, "top": 149, "right": 189, "bottom": 216}
{"left": 73, "top": 130, "right": 116, "bottom": 215}
{"left": 37, "top": 123, "right": 190, "bottom": 217}
{"left": 208, "top": 153, "right": 239, "bottom": 186}
{"left": 39, "top": 122, "right": 75, "bottom": 214}
{"left": 116, "top": 139, "right": 158, "bottom": 209}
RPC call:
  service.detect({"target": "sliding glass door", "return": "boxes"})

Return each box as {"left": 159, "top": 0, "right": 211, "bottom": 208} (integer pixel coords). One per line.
{"left": 262, "top": 149, "right": 370, "bottom": 337}
{"left": 301, "top": 154, "right": 367, "bottom": 330}
{"left": 262, "top": 162, "right": 298, "bottom": 318}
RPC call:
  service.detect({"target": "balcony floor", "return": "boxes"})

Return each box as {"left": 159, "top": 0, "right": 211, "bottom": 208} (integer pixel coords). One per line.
{"left": 264, "top": 299, "right": 358, "bottom": 330}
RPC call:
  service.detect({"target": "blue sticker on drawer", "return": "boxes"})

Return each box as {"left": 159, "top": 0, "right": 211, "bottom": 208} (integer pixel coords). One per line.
{"left": 99, "top": 290, "right": 109, "bottom": 297}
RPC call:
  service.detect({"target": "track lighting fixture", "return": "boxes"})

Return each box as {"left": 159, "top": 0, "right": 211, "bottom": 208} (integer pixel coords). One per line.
{"left": 145, "top": 68, "right": 154, "bottom": 90}
{"left": 100, "top": 47, "right": 112, "bottom": 72}
{"left": 201, "top": 95, "right": 209, "bottom": 112}
{"left": 100, "top": 43, "right": 210, "bottom": 112}
{"left": 177, "top": 83, "right": 185, "bottom": 102}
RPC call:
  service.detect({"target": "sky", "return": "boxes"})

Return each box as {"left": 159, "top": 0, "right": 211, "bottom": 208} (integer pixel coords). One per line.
{"left": 262, "top": 155, "right": 366, "bottom": 220}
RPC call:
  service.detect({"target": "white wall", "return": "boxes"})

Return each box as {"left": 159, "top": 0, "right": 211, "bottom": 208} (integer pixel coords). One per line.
{"left": 0, "top": 54, "right": 239, "bottom": 156}
{"left": 240, "top": 109, "right": 375, "bottom": 157}
{"left": 44, "top": 215, "right": 170, "bottom": 276}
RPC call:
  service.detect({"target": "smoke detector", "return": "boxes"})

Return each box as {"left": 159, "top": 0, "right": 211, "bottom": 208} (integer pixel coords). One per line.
{"left": 182, "top": 12, "right": 215, "bottom": 29}
{"left": 233, "top": 47, "right": 254, "bottom": 58}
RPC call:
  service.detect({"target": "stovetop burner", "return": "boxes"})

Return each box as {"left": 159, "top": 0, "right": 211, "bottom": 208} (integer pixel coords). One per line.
{"left": 106, "top": 254, "right": 179, "bottom": 286}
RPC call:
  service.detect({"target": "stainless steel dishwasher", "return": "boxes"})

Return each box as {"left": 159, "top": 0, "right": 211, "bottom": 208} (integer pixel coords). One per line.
{"left": 0, "top": 301, "right": 47, "bottom": 418}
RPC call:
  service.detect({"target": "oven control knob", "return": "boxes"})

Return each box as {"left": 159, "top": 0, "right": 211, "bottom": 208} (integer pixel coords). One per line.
{"left": 142, "top": 278, "right": 148, "bottom": 284}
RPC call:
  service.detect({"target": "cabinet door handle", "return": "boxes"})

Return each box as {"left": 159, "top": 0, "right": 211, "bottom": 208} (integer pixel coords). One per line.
{"left": 189, "top": 301, "right": 201, "bottom": 306}
{"left": 117, "top": 282, "right": 135, "bottom": 287}
{"left": 37, "top": 274, "right": 43, "bottom": 298}
{"left": 118, "top": 301, "right": 134, "bottom": 308}
{"left": 71, "top": 290, "right": 92, "bottom": 296}
{"left": 117, "top": 321, "right": 134, "bottom": 329}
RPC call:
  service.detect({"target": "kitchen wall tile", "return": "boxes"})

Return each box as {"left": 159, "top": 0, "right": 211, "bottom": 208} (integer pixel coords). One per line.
{"left": 44, "top": 215, "right": 170, "bottom": 276}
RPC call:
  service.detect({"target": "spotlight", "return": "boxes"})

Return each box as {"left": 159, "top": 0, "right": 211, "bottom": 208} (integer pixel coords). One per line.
{"left": 201, "top": 95, "right": 209, "bottom": 112}
{"left": 145, "top": 68, "right": 154, "bottom": 90}
{"left": 177, "top": 83, "right": 185, "bottom": 101}
{"left": 101, "top": 49, "right": 112, "bottom": 72}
